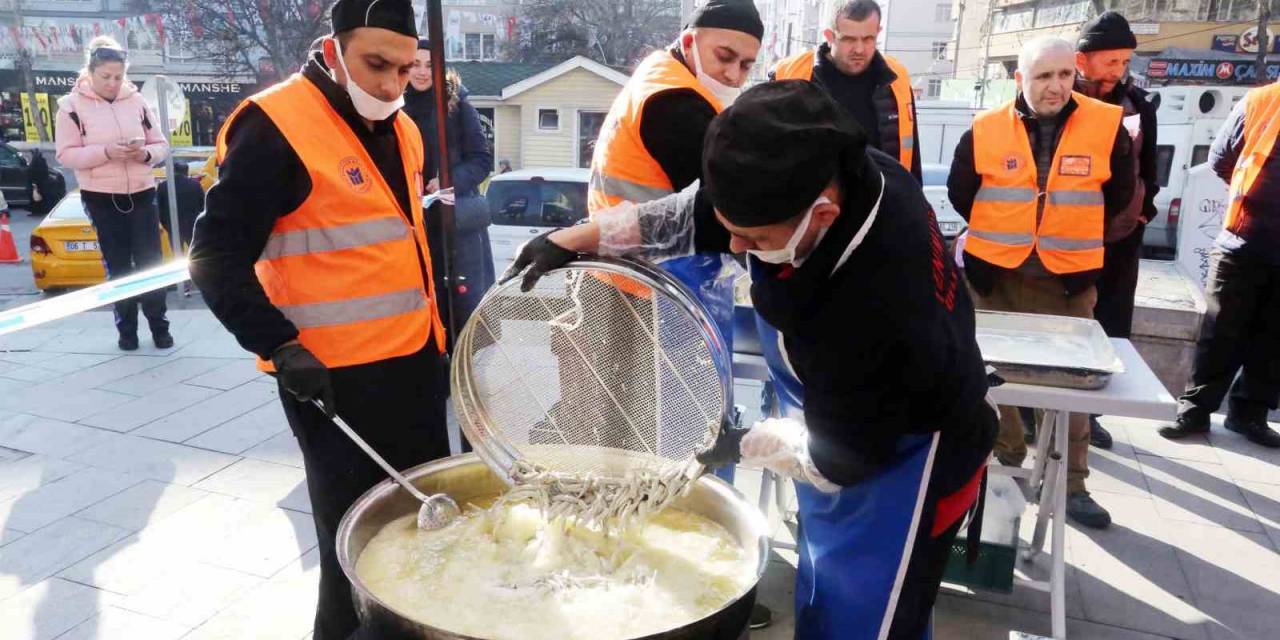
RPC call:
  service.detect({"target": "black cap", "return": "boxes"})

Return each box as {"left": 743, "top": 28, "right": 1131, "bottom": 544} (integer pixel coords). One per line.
{"left": 417, "top": 38, "right": 431, "bottom": 50}
{"left": 688, "top": 0, "right": 764, "bottom": 41}
{"left": 1076, "top": 11, "right": 1137, "bottom": 53}
{"left": 703, "top": 81, "right": 867, "bottom": 227}
{"left": 331, "top": 0, "right": 417, "bottom": 38}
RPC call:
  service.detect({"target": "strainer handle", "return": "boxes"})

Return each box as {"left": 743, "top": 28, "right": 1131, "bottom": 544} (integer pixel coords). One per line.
{"left": 313, "top": 399, "right": 433, "bottom": 503}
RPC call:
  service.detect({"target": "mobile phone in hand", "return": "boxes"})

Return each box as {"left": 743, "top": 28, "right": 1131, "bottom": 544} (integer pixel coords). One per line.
{"left": 125, "top": 136, "right": 145, "bottom": 148}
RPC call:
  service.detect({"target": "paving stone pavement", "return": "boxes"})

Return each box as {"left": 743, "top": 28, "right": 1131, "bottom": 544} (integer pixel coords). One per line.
{"left": 0, "top": 309, "right": 1276, "bottom": 639}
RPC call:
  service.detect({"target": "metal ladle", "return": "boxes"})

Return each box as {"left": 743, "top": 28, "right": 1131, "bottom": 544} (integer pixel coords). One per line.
{"left": 314, "top": 400, "right": 460, "bottom": 530}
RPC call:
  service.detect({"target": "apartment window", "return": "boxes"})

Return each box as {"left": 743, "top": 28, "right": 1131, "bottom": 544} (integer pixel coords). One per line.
{"left": 538, "top": 108, "right": 560, "bottom": 132}
{"left": 932, "top": 41, "right": 949, "bottom": 60}
{"left": 463, "top": 33, "right": 496, "bottom": 60}
{"left": 927, "top": 79, "right": 942, "bottom": 98}
{"left": 935, "top": 3, "right": 952, "bottom": 20}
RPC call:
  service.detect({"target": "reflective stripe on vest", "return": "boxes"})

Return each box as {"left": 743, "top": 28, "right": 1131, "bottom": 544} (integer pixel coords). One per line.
{"left": 260, "top": 217, "right": 410, "bottom": 260}
{"left": 1226, "top": 83, "right": 1280, "bottom": 235}
{"left": 279, "top": 288, "right": 428, "bottom": 329}
{"left": 217, "top": 74, "right": 446, "bottom": 371}
{"left": 587, "top": 51, "right": 721, "bottom": 213}
{"left": 967, "top": 93, "right": 1121, "bottom": 275}
{"left": 772, "top": 49, "right": 915, "bottom": 172}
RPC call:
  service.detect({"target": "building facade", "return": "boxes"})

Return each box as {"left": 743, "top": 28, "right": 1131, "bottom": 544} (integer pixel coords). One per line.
{"left": 951, "top": 0, "right": 1280, "bottom": 101}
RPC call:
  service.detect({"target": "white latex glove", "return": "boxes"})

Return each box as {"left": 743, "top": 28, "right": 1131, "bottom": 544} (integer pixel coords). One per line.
{"left": 740, "top": 418, "right": 841, "bottom": 493}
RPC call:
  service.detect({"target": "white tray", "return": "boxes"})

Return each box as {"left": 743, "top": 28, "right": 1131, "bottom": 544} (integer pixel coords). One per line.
{"left": 975, "top": 311, "right": 1125, "bottom": 390}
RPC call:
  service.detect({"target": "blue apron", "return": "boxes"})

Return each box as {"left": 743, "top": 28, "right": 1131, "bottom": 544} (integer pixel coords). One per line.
{"left": 754, "top": 315, "right": 937, "bottom": 640}
{"left": 660, "top": 253, "right": 738, "bottom": 484}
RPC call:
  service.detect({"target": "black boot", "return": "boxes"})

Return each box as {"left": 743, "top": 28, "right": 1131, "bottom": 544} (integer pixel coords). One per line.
{"left": 118, "top": 333, "right": 139, "bottom": 351}
{"left": 1224, "top": 415, "right": 1280, "bottom": 449}
{"left": 1067, "top": 491, "right": 1111, "bottom": 529}
{"left": 1089, "top": 415, "right": 1114, "bottom": 449}
{"left": 1159, "top": 412, "right": 1209, "bottom": 440}
{"left": 152, "top": 330, "right": 174, "bottom": 349}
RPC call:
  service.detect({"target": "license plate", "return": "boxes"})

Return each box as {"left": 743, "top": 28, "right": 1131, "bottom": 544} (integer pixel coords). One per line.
{"left": 64, "top": 241, "right": 99, "bottom": 252}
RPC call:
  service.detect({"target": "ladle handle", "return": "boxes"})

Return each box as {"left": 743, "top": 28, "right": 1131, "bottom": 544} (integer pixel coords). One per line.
{"left": 313, "top": 399, "right": 432, "bottom": 503}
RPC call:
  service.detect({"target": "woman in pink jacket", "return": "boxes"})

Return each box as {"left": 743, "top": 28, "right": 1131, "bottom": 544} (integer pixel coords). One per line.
{"left": 55, "top": 36, "right": 173, "bottom": 351}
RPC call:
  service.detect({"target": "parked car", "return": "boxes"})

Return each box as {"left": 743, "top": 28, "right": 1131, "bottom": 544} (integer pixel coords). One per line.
{"left": 0, "top": 142, "right": 66, "bottom": 209}
{"left": 485, "top": 167, "right": 589, "bottom": 273}
{"left": 154, "top": 146, "right": 217, "bottom": 192}
{"left": 922, "top": 163, "right": 966, "bottom": 239}
{"left": 30, "top": 191, "right": 172, "bottom": 291}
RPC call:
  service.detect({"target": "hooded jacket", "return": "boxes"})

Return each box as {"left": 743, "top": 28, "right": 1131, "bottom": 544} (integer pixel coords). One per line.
{"left": 54, "top": 76, "right": 169, "bottom": 195}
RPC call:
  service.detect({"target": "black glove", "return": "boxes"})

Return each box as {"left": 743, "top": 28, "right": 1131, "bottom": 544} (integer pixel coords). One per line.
{"left": 696, "top": 408, "right": 749, "bottom": 469}
{"left": 499, "top": 231, "right": 577, "bottom": 293}
{"left": 271, "top": 343, "right": 335, "bottom": 417}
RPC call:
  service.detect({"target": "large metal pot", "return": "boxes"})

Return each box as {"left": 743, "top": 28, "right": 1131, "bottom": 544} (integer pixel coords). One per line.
{"left": 337, "top": 454, "right": 770, "bottom": 640}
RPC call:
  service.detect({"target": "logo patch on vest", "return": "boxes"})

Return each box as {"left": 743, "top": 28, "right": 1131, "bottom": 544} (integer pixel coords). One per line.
{"left": 339, "top": 157, "right": 371, "bottom": 194}
{"left": 1059, "top": 155, "right": 1092, "bottom": 176}
{"left": 1003, "top": 154, "right": 1021, "bottom": 172}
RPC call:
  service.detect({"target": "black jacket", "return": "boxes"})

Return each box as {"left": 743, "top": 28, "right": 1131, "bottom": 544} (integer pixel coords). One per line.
{"left": 634, "top": 47, "right": 719, "bottom": 191}
{"left": 190, "top": 54, "right": 429, "bottom": 360}
{"left": 694, "top": 149, "right": 996, "bottom": 494}
{"left": 1077, "top": 77, "right": 1160, "bottom": 241}
{"left": 157, "top": 174, "right": 204, "bottom": 248}
{"left": 772, "top": 45, "right": 923, "bottom": 184}
{"left": 948, "top": 95, "right": 1135, "bottom": 296}
{"left": 403, "top": 75, "right": 496, "bottom": 339}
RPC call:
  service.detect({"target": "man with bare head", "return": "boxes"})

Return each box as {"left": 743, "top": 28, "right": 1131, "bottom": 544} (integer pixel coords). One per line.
{"left": 772, "top": 0, "right": 920, "bottom": 182}
{"left": 948, "top": 36, "right": 1135, "bottom": 530}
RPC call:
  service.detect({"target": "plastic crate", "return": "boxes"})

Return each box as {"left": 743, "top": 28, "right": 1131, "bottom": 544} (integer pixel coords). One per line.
{"left": 943, "top": 518, "right": 1019, "bottom": 593}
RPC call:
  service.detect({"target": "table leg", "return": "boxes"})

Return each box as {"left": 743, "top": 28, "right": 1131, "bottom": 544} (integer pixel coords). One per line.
{"left": 1026, "top": 410, "right": 1060, "bottom": 560}
{"left": 1051, "top": 410, "right": 1069, "bottom": 640}
{"left": 1029, "top": 408, "right": 1054, "bottom": 493}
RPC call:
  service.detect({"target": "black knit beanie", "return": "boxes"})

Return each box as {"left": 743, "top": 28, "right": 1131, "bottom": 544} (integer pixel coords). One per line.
{"left": 1077, "top": 11, "right": 1137, "bottom": 53}
{"left": 688, "top": 0, "right": 765, "bottom": 41}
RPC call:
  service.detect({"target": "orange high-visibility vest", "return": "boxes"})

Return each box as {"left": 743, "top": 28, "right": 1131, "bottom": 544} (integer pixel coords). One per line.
{"left": 772, "top": 49, "right": 915, "bottom": 172}
{"left": 587, "top": 51, "right": 723, "bottom": 213}
{"left": 966, "top": 93, "right": 1122, "bottom": 274}
{"left": 1225, "top": 82, "right": 1280, "bottom": 235}
{"left": 216, "top": 74, "right": 446, "bottom": 371}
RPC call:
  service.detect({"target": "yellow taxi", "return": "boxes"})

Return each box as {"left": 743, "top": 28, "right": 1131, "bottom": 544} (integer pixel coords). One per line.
{"left": 152, "top": 146, "right": 217, "bottom": 192}
{"left": 30, "top": 191, "right": 173, "bottom": 291}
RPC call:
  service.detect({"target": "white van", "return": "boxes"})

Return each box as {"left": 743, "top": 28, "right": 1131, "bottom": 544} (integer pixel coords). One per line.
{"left": 915, "top": 100, "right": 979, "bottom": 167}
{"left": 1144, "top": 85, "right": 1249, "bottom": 255}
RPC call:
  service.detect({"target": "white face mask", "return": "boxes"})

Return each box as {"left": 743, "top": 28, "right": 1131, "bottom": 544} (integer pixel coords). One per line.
{"left": 690, "top": 38, "right": 742, "bottom": 107}
{"left": 332, "top": 38, "right": 405, "bottom": 122}
{"left": 748, "top": 196, "right": 832, "bottom": 266}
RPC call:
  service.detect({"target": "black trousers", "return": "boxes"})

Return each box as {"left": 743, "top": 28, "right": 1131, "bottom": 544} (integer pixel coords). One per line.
{"left": 82, "top": 190, "right": 168, "bottom": 336}
{"left": 1095, "top": 223, "right": 1145, "bottom": 338}
{"left": 1178, "top": 248, "right": 1280, "bottom": 422}
{"left": 279, "top": 345, "right": 452, "bottom": 640}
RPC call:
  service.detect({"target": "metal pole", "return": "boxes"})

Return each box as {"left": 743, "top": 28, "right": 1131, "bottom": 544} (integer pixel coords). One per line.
{"left": 426, "top": 0, "right": 458, "bottom": 345}
{"left": 977, "top": 0, "right": 994, "bottom": 107}
{"left": 1256, "top": 0, "right": 1271, "bottom": 86}
{"left": 155, "top": 77, "right": 182, "bottom": 256}
{"left": 952, "top": 0, "right": 965, "bottom": 79}
{"left": 12, "top": 0, "right": 48, "bottom": 143}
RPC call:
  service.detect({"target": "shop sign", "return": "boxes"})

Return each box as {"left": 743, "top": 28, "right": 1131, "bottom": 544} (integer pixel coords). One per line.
{"left": 19, "top": 92, "right": 53, "bottom": 142}
{"left": 1211, "top": 35, "right": 1239, "bottom": 53}
{"left": 1148, "top": 58, "right": 1280, "bottom": 84}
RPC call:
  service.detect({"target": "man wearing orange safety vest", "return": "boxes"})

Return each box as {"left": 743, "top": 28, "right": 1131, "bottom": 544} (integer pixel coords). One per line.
{"left": 1160, "top": 81, "right": 1280, "bottom": 449}
{"left": 189, "top": 2, "right": 450, "bottom": 638}
{"left": 771, "top": 0, "right": 921, "bottom": 183}
{"left": 948, "top": 36, "right": 1133, "bottom": 530}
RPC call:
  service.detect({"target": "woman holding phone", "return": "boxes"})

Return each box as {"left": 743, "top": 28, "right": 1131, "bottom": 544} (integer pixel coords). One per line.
{"left": 55, "top": 35, "right": 173, "bottom": 350}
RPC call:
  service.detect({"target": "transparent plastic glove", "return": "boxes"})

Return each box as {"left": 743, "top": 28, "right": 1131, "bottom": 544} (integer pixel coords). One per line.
{"left": 739, "top": 418, "right": 840, "bottom": 493}
{"left": 597, "top": 181, "right": 700, "bottom": 260}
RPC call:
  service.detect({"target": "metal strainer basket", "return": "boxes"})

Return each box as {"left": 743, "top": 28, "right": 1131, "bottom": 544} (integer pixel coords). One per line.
{"left": 451, "top": 258, "right": 733, "bottom": 488}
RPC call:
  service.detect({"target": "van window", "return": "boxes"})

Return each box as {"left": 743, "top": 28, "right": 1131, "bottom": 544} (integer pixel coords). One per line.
{"left": 1155, "top": 145, "right": 1174, "bottom": 187}
{"left": 1190, "top": 145, "right": 1210, "bottom": 168}
{"left": 486, "top": 179, "right": 588, "bottom": 228}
